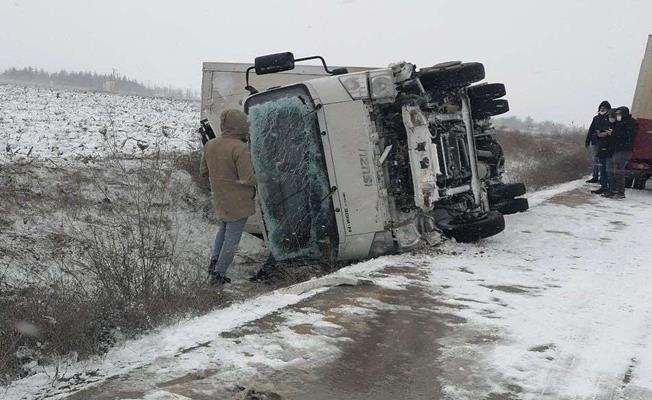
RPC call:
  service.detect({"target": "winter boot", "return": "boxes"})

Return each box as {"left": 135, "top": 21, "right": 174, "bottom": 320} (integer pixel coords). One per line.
{"left": 210, "top": 274, "right": 231, "bottom": 286}
{"left": 208, "top": 259, "right": 217, "bottom": 278}
{"left": 250, "top": 255, "right": 277, "bottom": 282}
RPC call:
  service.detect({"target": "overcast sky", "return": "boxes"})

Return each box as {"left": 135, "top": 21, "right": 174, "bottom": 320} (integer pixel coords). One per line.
{"left": 1, "top": 0, "right": 650, "bottom": 125}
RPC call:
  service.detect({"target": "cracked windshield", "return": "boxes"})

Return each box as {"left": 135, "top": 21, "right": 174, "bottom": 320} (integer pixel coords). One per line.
{"left": 247, "top": 87, "right": 337, "bottom": 261}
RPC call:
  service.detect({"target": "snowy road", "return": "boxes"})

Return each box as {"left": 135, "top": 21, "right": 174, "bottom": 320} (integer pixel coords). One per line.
{"left": 4, "top": 182, "right": 652, "bottom": 400}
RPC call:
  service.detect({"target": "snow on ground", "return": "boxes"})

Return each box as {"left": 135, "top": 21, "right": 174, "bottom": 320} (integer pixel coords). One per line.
{"left": 0, "top": 266, "right": 395, "bottom": 400}
{"left": 0, "top": 159, "right": 266, "bottom": 287}
{"left": 4, "top": 182, "right": 652, "bottom": 399}
{"left": 0, "top": 83, "right": 199, "bottom": 161}
{"left": 428, "top": 185, "right": 652, "bottom": 399}
{"left": 0, "top": 83, "right": 268, "bottom": 286}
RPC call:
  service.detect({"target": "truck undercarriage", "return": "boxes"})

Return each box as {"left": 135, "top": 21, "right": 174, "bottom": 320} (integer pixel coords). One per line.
{"left": 364, "top": 61, "right": 527, "bottom": 246}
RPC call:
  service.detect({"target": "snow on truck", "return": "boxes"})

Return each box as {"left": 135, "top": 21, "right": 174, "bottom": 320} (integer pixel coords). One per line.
{"left": 200, "top": 53, "right": 528, "bottom": 263}
{"left": 627, "top": 34, "right": 652, "bottom": 189}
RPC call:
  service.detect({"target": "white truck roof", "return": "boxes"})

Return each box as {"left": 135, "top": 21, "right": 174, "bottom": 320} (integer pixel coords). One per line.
{"left": 200, "top": 62, "right": 371, "bottom": 130}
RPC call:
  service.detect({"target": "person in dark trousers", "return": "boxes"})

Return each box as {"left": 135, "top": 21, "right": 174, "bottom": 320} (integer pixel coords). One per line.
{"left": 585, "top": 101, "right": 612, "bottom": 183}
{"left": 591, "top": 108, "right": 617, "bottom": 195}
{"left": 604, "top": 106, "right": 638, "bottom": 199}
{"left": 200, "top": 109, "right": 256, "bottom": 285}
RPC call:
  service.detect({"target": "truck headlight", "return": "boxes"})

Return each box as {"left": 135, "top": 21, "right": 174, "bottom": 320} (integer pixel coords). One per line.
{"left": 339, "top": 69, "right": 397, "bottom": 102}
{"left": 369, "top": 70, "right": 397, "bottom": 101}
{"left": 339, "top": 72, "right": 369, "bottom": 99}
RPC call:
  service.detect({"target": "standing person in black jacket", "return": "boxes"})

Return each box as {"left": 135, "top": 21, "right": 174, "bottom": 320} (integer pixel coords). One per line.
{"left": 604, "top": 106, "right": 638, "bottom": 199}
{"left": 591, "top": 108, "right": 617, "bottom": 195}
{"left": 585, "top": 101, "right": 612, "bottom": 183}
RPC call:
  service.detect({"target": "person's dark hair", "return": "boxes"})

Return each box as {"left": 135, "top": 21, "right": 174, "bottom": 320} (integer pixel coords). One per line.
{"left": 598, "top": 100, "right": 612, "bottom": 111}
{"left": 616, "top": 106, "right": 631, "bottom": 118}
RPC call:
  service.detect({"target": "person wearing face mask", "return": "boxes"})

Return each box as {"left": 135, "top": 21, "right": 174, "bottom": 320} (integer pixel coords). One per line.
{"left": 591, "top": 108, "right": 616, "bottom": 195}
{"left": 604, "top": 106, "right": 638, "bottom": 199}
{"left": 585, "top": 101, "right": 612, "bottom": 184}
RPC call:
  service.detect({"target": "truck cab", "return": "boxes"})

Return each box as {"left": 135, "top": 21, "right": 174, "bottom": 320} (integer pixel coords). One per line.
{"left": 235, "top": 52, "right": 527, "bottom": 262}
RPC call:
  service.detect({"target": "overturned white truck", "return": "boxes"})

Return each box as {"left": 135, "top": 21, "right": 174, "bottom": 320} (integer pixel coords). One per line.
{"left": 200, "top": 54, "right": 528, "bottom": 263}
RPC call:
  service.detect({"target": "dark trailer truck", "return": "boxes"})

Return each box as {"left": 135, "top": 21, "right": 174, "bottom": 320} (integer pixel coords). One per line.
{"left": 627, "top": 34, "right": 652, "bottom": 189}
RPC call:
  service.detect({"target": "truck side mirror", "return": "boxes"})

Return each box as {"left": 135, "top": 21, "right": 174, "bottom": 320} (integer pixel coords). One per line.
{"left": 255, "top": 52, "right": 296, "bottom": 75}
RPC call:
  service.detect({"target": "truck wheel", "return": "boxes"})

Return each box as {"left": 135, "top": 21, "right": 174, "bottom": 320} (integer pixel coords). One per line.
{"left": 419, "top": 62, "right": 485, "bottom": 91}
{"left": 488, "top": 183, "right": 526, "bottom": 203}
{"left": 633, "top": 174, "right": 649, "bottom": 190}
{"left": 491, "top": 198, "right": 529, "bottom": 215}
{"left": 468, "top": 83, "right": 506, "bottom": 101}
{"left": 472, "top": 99, "right": 510, "bottom": 119}
{"left": 437, "top": 211, "right": 505, "bottom": 243}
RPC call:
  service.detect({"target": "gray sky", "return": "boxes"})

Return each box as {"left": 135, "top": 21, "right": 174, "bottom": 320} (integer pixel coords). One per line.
{"left": 1, "top": 0, "right": 650, "bottom": 125}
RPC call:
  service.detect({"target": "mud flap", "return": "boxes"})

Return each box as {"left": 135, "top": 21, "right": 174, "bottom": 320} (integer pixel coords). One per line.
{"left": 490, "top": 198, "right": 529, "bottom": 215}
{"left": 437, "top": 211, "right": 505, "bottom": 243}
{"left": 488, "top": 183, "right": 527, "bottom": 203}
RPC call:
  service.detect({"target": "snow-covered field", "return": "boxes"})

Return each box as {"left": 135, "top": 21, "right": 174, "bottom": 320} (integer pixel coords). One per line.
{"left": 3, "top": 180, "right": 652, "bottom": 400}
{"left": 0, "top": 83, "right": 198, "bottom": 161}
{"left": 0, "top": 84, "right": 266, "bottom": 287}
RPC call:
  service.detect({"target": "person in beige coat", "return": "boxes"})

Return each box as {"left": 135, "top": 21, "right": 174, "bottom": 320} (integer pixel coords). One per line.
{"left": 200, "top": 109, "right": 256, "bottom": 285}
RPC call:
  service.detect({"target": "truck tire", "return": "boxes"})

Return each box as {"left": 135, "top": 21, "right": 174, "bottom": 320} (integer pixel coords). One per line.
{"left": 633, "top": 174, "right": 649, "bottom": 190}
{"left": 472, "top": 99, "right": 510, "bottom": 119}
{"left": 491, "top": 198, "right": 529, "bottom": 215}
{"left": 419, "top": 62, "right": 485, "bottom": 91}
{"left": 437, "top": 211, "right": 505, "bottom": 243}
{"left": 468, "top": 83, "right": 506, "bottom": 101}
{"left": 488, "top": 183, "right": 526, "bottom": 203}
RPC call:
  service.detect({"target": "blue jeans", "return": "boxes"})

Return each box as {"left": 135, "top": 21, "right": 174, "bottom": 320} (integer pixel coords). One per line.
{"left": 608, "top": 151, "right": 632, "bottom": 195}
{"left": 590, "top": 145, "right": 600, "bottom": 179}
{"left": 598, "top": 156, "right": 610, "bottom": 190}
{"left": 211, "top": 218, "right": 247, "bottom": 276}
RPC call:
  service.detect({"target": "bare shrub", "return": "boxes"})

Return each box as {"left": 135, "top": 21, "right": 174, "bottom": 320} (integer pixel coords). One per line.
{"left": 0, "top": 148, "right": 227, "bottom": 383}
{"left": 67, "top": 152, "right": 194, "bottom": 304}
{"left": 496, "top": 128, "right": 590, "bottom": 190}
{"left": 0, "top": 277, "right": 226, "bottom": 384}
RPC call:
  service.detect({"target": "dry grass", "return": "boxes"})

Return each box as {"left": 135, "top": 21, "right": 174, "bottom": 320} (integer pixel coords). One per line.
{"left": 171, "top": 149, "right": 211, "bottom": 191}
{"left": 496, "top": 128, "right": 590, "bottom": 190}
{"left": 0, "top": 279, "right": 227, "bottom": 383}
{"left": 0, "top": 151, "right": 224, "bottom": 384}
